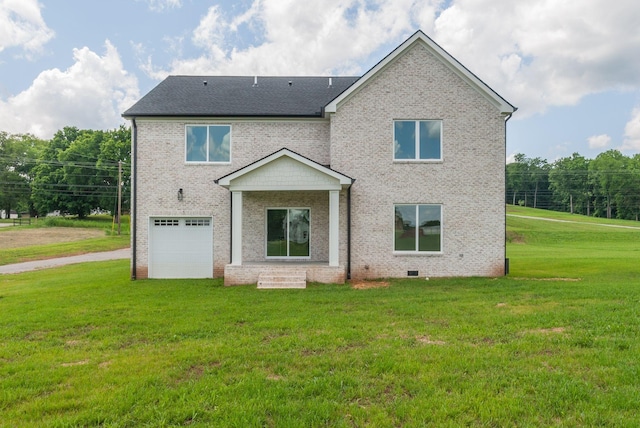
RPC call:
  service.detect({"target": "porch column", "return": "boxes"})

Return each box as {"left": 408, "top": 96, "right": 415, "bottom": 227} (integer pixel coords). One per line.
{"left": 329, "top": 190, "right": 339, "bottom": 267}
{"left": 231, "top": 191, "right": 243, "bottom": 265}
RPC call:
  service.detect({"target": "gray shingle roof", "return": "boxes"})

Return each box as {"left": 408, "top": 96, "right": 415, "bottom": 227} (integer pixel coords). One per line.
{"left": 122, "top": 76, "right": 359, "bottom": 118}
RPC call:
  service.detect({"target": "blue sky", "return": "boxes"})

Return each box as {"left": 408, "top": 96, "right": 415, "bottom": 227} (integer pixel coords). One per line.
{"left": 1, "top": 0, "right": 639, "bottom": 162}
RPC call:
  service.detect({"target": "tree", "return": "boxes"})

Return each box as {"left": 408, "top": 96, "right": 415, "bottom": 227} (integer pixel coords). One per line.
{"left": 97, "top": 125, "right": 131, "bottom": 214}
{"left": 589, "top": 150, "right": 626, "bottom": 219}
{"left": 613, "top": 154, "right": 640, "bottom": 221}
{"left": 31, "top": 127, "right": 80, "bottom": 217}
{"left": 526, "top": 157, "right": 550, "bottom": 209}
{"left": 549, "top": 153, "right": 591, "bottom": 215}
{"left": 506, "top": 154, "right": 551, "bottom": 208}
{"left": 30, "top": 126, "right": 131, "bottom": 218}
{"left": 506, "top": 153, "right": 527, "bottom": 205}
{"left": 0, "top": 132, "right": 45, "bottom": 218}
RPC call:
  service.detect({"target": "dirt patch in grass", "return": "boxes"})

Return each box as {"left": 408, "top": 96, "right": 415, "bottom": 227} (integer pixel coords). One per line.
{"left": 0, "top": 227, "right": 104, "bottom": 249}
{"left": 61, "top": 360, "right": 89, "bottom": 367}
{"left": 507, "top": 230, "right": 526, "bottom": 244}
{"left": 524, "top": 327, "right": 567, "bottom": 335}
{"left": 350, "top": 280, "right": 390, "bottom": 290}
{"left": 416, "top": 335, "right": 446, "bottom": 345}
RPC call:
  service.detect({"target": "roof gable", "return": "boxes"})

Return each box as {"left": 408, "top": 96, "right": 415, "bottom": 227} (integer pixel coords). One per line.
{"left": 215, "top": 148, "right": 353, "bottom": 191}
{"left": 324, "top": 30, "right": 516, "bottom": 115}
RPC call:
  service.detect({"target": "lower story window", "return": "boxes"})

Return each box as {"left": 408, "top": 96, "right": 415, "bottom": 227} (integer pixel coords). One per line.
{"left": 394, "top": 204, "right": 442, "bottom": 252}
{"left": 266, "top": 208, "right": 310, "bottom": 257}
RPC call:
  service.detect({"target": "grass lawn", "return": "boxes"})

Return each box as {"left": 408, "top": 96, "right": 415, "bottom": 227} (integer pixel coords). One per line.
{"left": 1, "top": 208, "right": 639, "bottom": 426}
{"left": 0, "top": 215, "right": 129, "bottom": 266}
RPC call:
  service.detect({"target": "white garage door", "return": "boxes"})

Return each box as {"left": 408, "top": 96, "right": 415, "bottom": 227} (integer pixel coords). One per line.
{"left": 149, "top": 217, "right": 213, "bottom": 278}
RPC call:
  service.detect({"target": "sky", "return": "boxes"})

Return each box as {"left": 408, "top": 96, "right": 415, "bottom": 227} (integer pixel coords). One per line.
{"left": 1, "top": 0, "right": 640, "bottom": 163}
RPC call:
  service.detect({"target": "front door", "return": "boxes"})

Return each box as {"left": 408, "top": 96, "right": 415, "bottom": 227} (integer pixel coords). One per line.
{"left": 266, "top": 208, "right": 310, "bottom": 258}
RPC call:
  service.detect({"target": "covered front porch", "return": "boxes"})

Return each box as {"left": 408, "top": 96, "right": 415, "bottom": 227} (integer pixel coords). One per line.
{"left": 215, "top": 148, "right": 353, "bottom": 286}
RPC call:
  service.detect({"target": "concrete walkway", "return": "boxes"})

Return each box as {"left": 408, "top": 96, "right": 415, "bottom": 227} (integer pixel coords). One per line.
{"left": 0, "top": 248, "right": 130, "bottom": 275}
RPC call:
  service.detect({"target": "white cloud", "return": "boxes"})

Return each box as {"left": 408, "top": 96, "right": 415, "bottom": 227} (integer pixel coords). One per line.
{"left": 139, "top": 0, "right": 640, "bottom": 123}
{"left": 621, "top": 107, "right": 640, "bottom": 152}
{"left": 142, "top": 0, "right": 182, "bottom": 12}
{"left": 0, "top": 41, "right": 139, "bottom": 139}
{"left": 431, "top": 0, "right": 640, "bottom": 117}
{"left": 145, "top": 0, "right": 446, "bottom": 77}
{"left": 0, "top": 0, "right": 54, "bottom": 56}
{"left": 587, "top": 134, "right": 612, "bottom": 149}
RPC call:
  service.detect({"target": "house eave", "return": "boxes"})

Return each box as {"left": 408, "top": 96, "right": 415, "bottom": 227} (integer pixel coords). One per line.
{"left": 122, "top": 113, "right": 326, "bottom": 120}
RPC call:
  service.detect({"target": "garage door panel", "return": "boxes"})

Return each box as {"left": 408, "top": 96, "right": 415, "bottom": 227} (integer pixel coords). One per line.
{"left": 149, "top": 217, "right": 213, "bottom": 278}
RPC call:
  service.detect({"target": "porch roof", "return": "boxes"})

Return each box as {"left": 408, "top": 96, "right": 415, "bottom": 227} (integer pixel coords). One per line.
{"left": 215, "top": 148, "right": 354, "bottom": 192}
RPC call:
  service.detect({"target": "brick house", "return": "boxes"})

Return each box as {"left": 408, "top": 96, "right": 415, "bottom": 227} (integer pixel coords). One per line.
{"left": 122, "top": 30, "right": 516, "bottom": 285}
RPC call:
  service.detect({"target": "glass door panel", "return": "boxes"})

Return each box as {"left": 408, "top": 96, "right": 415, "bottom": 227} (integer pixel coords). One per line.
{"left": 267, "top": 209, "right": 287, "bottom": 257}
{"left": 288, "top": 209, "right": 309, "bottom": 257}
{"left": 266, "top": 208, "right": 310, "bottom": 258}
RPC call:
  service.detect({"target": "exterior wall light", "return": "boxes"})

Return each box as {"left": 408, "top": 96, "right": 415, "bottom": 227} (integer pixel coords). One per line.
{"left": 178, "top": 188, "right": 184, "bottom": 201}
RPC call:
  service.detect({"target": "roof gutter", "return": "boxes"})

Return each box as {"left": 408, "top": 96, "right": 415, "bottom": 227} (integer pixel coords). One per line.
{"left": 503, "top": 111, "right": 514, "bottom": 275}
{"left": 347, "top": 181, "right": 354, "bottom": 280}
{"left": 131, "top": 118, "right": 138, "bottom": 280}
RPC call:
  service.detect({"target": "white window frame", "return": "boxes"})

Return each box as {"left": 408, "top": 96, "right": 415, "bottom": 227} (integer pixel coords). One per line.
{"left": 185, "top": 124, "right": 232, "bottom": 164}
{"left": 393, "top": 120, "right": 442, "bottom": 162}
{"left": 393, "top": 204, "right": 443, "bottom": 254}
{"left": 265, "top": 207, "right": 311, "bottom": 259}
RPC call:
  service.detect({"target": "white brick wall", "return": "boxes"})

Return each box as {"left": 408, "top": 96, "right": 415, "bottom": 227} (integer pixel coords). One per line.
{"left": 330, "top": 42, "right": 506, "bottom": 279}
{"left": 133, "top": 119, "right": 332, "bottom": 278}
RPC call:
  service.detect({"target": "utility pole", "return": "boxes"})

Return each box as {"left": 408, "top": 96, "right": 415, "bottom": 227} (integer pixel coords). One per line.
{"left": 117, "top": 160, "right": 122, "bottom": 236}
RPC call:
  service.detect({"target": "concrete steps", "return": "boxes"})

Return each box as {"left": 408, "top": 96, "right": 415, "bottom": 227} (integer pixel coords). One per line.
{"left": 257, "top": 270, "right": 307, "bottom": 289}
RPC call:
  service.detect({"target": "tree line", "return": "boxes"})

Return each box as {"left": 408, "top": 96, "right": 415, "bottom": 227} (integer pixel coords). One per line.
{"left": 507, "top": 150, "right": 640, "bottom": 221}
{"left": 0, "top": 126, "right": 130, "bottom": 219}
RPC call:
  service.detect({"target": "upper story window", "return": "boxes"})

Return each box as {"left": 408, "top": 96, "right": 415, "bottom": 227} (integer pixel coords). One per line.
{"left": 185, "top": 125, "right": 231, "bottom": 163}
{"left": 394, "top": 120, "right": 442, "bottom": 161}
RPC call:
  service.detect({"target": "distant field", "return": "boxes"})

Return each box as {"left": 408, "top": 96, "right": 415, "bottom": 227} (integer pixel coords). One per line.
{"left": 0, "top": 215, "right": 129, "bottom": 266}
{"left": 1, "top": 208, "right": 639, "bottom": 426}
{"left": 506, "top": 205, "right": 640, "bottom": 278}
{"left": 0, "top": 227, "right": 105, "bottom": 249}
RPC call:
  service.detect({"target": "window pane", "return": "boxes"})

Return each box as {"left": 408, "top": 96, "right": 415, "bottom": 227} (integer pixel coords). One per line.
{"left": 394, "top": 205, "right": 417, "bottom": 251}
{"left": 419, "top": 121, "right": 441, "bottom": 160}
{"left": 288, "top": 209, "right": 309, "bottom": 257}
{"left": 186, "top": 126, "right": 207, "bottom": 162}
{"left": 418, "top": 205, "right": 441, "bottom": 251}
{"left": 394, "top": 121, "right": 415, "bottom": 159}
{"left": 267, "top": 210, "right": 288, "bottom": 256}
{"left": 209, "top": 125, "right": 230, "bottom": 162}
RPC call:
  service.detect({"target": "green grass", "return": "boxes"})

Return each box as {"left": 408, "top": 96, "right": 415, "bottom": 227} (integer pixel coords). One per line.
{"left": 0, "top": 214, "right": 130, "bottom": 233}
{"left": 507, "top": 205, "right": 640, "bottom": 278}
{"left": 507, "top": 204, "right": 640, "bottom": 227}
{"left": 1, "top": 208, "right": 640, "bottom": 426}
{"left": 0, "top": 237, "right": 129, "bottom": 266}
{"left": 40, "top": 214, "right": 130, "bottom": 235}
{"left": 0, "top": 215, "right": 129, "bottom": 266}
